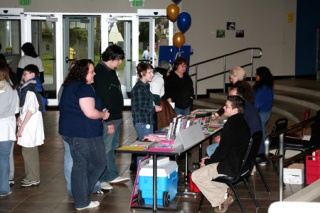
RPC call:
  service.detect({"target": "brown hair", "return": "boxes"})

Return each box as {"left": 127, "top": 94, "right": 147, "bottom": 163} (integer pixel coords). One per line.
{"left": 136, "top": 62, "right": 153, "bottom": 78}
{"left": 0, "top": 62, "right": 14, "bottom": 89}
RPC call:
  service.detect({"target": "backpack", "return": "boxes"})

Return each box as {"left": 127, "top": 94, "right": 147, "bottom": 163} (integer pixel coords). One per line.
{"left": 19, "top": 82, "right": 48, "bottom": 112}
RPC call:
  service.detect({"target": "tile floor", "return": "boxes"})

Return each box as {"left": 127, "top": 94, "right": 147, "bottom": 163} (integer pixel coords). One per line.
{"left": 0, "top": 108, "right": 315, "bottom": 213}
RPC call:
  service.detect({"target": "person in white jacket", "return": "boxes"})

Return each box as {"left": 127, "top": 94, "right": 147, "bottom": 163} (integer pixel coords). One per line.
{"left": 17, "top": 65, "right": 45, "bottom": 187}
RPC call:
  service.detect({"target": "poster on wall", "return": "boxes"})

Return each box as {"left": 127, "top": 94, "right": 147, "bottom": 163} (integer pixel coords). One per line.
{"left": 216, "top": 30, "right": 225, "bottom": 38}
{"left": 227, "top": 22, "right": 236, "bottom": 30}
{"left": 236, "top": 30, "right": 244, "bottom": 38}
{"left": 159, "top": 45, "right": 191, "bottom": 74}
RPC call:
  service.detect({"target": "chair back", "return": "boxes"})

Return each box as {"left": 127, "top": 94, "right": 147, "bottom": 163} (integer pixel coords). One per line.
{"left": 269, "top": 118, "right": 288, "bottom": 149}
{"left": 310, "top": 110, "right": 320, "bottom": 147}
{"left": 301, "top": 108, "right": 311, "bottom": 136}
{"left": 286, "top": 109, "right": 311, "bottom": 139}
{"left": 240, "top": 131, "right": 263, "bottom": 176}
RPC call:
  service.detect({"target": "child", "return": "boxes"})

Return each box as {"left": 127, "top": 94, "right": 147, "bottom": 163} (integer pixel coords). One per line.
{"left": 17, "top": 64, "right": 45, "bottom": 187}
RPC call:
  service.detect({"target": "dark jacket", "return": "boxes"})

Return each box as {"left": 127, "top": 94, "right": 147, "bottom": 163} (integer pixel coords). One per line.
{"left": 164, "top": 71, "right": 194, "bottom": 109}
{"left": 204, "top": 113, "right": 251, "bottom": 177}
{"left": 93, "top": 61, "right": 123, "bottom": 122}
{"left": 234, "top": 80, "right": 254, "bottom": 105}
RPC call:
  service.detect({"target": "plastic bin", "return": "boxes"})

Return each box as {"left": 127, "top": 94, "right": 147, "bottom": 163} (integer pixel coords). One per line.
{"left": 306, "top": 155, "right": 320, "bottom": 184}
{"left": 188, "top": 172, "right": 200, "bottom": 192}
{"left": 138, "top": 161, "right": 178, "bottom": 206}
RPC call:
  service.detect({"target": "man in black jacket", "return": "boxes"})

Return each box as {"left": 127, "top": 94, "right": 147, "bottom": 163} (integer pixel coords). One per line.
{"left": 192, "top": 96, "right": 250, "bottom": 213}
{"left": 92, "top": 45, "right": 128, "bottom": 191}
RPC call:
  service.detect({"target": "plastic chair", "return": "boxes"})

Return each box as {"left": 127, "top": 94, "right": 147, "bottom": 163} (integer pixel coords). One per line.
{"left": 198, "top": 131, "right": 262, "bottom": 213}
{"left": 267, "top": 118, "right": 288, "bottom": 174}
{"left": 255, "top": 160, "right": 270, "bottom": 193}
{"left": 283, "top": 109, "right": 319, "bottom": 157}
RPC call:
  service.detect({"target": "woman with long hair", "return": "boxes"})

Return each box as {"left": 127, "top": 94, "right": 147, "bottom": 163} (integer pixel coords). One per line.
{"left": 59, "top": 59, "right": 110, "bottom": 210}
{"left": 253, "top": 66, "right": 274, "bottom": 153}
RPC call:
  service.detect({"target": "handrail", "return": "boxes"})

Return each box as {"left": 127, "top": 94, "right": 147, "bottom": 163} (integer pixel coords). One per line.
{"left": 189, "top": 47, "right": 262, "bottom": 98}
{"left": 264, "top": 113, "right": 320, "bottom": 201}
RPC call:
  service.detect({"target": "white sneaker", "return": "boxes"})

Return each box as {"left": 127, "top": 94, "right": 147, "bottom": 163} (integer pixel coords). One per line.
{"left": 100, "top": 182, "right": 113, "bottom": 190}
{"left": 109, "top": 176, "right": 129, "bottom": 184}
{"left": 76, "top": 201, "right": 100, "bottom": 210}
{"left": 0, "top": 191, "right": 12, "bottom": 197}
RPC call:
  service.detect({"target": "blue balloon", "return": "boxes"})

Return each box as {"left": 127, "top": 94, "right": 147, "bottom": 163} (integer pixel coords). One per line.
{"left": 177, "top": 12, "right": 191, "bottom": 33}
{"left": 172, "top": 0, "right": 182, "bottom": 4}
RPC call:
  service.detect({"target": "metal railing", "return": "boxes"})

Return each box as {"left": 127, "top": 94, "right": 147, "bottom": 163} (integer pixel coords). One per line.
{"left": 189, "top": 47, "right": 262, "bottom": 98}
{"left": 264, "top": 113, "right": 320, "bottom": 201}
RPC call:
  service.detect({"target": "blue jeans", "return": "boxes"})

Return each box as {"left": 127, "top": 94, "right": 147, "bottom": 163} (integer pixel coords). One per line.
{"left": 259, "top": 111, "right": 271, "bottom": 154}
{"left": 134, "top": 123, "right": 154, "bottom": 140}
{"left": 206, "top": 143, "right": 220, "bottom": 157}
{"left": 174, "top": 106, "right": 191, "bottom": 116}
{"left": 9, "top": 142, "right": 14, "bottom": 180}
{"left": 63, "top": 141, "right": 101, "bottom": 196}
{"left": 99, "top": 121, "right": 121, "bottom": 183}
{"left": 0, "top": 141, "right": 13, "bottom": 195}
{"left": 65, "top": 136, "right": 106, "bottom": 208}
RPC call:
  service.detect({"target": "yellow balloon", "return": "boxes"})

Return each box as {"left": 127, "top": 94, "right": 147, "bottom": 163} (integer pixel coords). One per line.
{"left": 173, "top": 32, "right": 185, "bottom": 48}
{"left": 166, "top": 4, "right": 179, "bottom": 22}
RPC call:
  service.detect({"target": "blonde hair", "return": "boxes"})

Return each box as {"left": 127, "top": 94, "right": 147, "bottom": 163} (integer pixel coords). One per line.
{"left": 229, "top": 66, "right": 246, "bottom": 81}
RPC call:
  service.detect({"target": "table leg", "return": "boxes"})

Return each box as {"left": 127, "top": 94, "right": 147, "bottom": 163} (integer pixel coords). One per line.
{"left": 153, "top": 154, "right": 157, "bottom": 212}
{"left": 199, "top": 143, "right": 202, "bottom": 163}
{"left": 184, "top": 152, "right": 188, "bottom": 186}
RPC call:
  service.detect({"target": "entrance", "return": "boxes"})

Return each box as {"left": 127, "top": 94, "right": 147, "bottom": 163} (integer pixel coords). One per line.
{"left": 0, "top": 8, "right": 171, "bottom": 106}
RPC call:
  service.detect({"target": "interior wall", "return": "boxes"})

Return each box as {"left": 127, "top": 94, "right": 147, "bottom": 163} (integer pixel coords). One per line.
{"left": 182, "top": 0, "right": 297, "bottom": 94}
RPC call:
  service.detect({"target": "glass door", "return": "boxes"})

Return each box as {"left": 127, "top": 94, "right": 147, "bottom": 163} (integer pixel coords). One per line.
{"left": 63, "top": 16, "right": 100, "bottom": 79}
{"left": 31, "top": 19, "right": 56, "bottom": 94}
{"left": 0, "top": 17, "right": 21, "bottom": 80}
{"left": 103, "top": 14, "right": 139, "bottom": 105}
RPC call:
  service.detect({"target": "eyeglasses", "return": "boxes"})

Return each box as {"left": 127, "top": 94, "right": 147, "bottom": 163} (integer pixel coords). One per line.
{"left": 22, "top": 72, "right": 32, "bottom": 76}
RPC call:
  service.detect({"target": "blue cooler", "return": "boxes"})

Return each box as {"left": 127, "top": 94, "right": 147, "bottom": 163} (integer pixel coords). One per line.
{"left": 138, "top": 160, "right": 178, "bottom": 206}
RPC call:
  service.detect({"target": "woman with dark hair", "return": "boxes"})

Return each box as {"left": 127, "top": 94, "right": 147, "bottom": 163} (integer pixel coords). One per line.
{"left": 17, "top": 42, "right": 45, "bottom": 84}
{"left": 59, "top": 59, "right": 110, "bottom": 210}
{"left": 253, "top": 66, "right": 274, "bottom": 146}
{"left": 164, "top": 56, "right": 194, "bottom": 115}
{"left": 0, "top": 62, "right": 19, "bottom": 196}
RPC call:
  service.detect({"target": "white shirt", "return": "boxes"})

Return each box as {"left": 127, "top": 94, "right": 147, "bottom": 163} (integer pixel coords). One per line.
{"left": 150, "top": 72, "right": 164, "bottom": 97}
{"left": 0, "top": 80, "right": 19, "bottom": 142}
{"left": 18, "top": 55, "right": 44, "bottom": 73}
{"left": 142, "top": 49, "right": 149, "bottom": 60}
{"left": 17, "top": 91, "right": 44, "bottom": 147}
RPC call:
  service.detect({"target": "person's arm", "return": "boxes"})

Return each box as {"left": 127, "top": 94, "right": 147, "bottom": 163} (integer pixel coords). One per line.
{"left": 16, "top": 110, "right": 32, "bottom": 137}
{"left": 188, "top": 75, "right": 195, "bottom": 99}
{"left": 79, "top": 97, "right": 110, "bottom": 120}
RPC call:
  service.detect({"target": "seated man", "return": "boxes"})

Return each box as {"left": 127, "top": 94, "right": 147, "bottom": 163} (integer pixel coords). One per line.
{"left": 192, "top": 96, "right": 251, "bottom": 213}
{"left": 207, "top": 86, "right": 264, "bottom": 163}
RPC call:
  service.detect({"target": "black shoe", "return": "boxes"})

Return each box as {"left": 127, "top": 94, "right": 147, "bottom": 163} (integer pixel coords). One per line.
{"left": 256, "top": 154, "right": 267, "bottom": 165}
